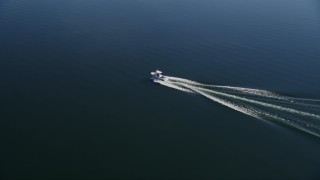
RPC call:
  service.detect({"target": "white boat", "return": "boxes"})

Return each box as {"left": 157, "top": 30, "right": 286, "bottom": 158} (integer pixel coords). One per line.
{"left": 150, "top": 70, "right": 166, "bottom": 82}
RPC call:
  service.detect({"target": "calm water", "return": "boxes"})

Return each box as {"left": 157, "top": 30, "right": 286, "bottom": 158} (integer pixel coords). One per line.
{"left": 1, "top": 0, "right": 320, "bottom": 179}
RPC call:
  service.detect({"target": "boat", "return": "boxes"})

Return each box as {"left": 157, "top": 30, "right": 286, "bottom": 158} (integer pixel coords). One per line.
{"left": 150, "top": 70, "right": 166, "bottom": 82}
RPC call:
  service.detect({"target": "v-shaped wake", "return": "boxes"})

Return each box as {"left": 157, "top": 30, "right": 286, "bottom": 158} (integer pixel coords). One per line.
{"left": 153, "top": 73, "right": 320, "bottom": 137}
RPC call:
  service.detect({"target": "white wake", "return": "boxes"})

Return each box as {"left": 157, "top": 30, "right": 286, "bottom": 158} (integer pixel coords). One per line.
{"left": 157, "top": 75, "right": 320, "bottom": 137}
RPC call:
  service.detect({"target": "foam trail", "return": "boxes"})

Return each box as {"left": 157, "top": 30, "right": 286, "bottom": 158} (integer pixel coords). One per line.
{"left": 193, "top": 86, "right": 320, "bottom": 119}
{"left": 186, "top": 86, "right": 262, "bottom": 120}
{"left": 167, "top": 76, "right": 286, "bottom": 100}
{"left": 156, "top": 75, "right": 320, "bottom": 137}
{"left": 168, "top": 76, "right": 320, "bottom": 105}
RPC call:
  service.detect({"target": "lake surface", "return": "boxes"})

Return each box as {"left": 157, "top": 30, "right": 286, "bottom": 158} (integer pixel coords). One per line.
{"left": 1, "top": 0, "right": 320, "bottom": 179}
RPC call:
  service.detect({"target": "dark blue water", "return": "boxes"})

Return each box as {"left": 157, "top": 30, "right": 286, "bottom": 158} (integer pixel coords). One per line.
{"left": 1, "top": 0, "right": 320, "bottom": 179}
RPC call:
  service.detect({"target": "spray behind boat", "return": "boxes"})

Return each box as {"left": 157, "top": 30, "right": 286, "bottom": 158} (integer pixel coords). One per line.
{"left": 149, "top": 70, "right": 320, "bottom": 137}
